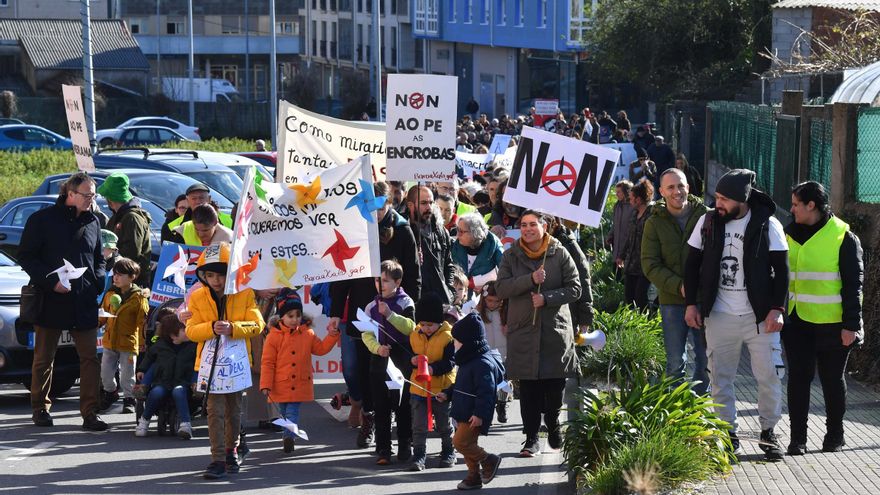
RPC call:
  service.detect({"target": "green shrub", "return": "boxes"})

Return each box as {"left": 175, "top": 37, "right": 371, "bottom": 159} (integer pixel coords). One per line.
{"left": 578, "top": 190, "right": 616, "bottom": 258}
{"left": 159, "top": 138, "right": 269, "bottom": 153}
{"left": 590, "top": 249, "right": 624, "bottom": 313}
{"left": 579, "top": 306, "right": 665, "bottom": 385}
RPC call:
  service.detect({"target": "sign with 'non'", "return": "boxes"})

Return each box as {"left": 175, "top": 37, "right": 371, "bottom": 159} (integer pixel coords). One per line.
{"left": 503, "top": 126, "right": 621, "bottom": 228}
{"left": 61, "top": 84, "right": 94, "bottom": 172}
{"left": 385, "top": 74, "right": 458, "bottom": 181}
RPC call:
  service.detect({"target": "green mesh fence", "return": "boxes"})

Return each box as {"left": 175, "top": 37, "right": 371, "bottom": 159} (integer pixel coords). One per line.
{"left": 809, "top": 119, "right": 833, "bottom": 194}
{"left": 708, "top": 101, "right": 777, "bottom": 194}
{"left": 857, "top": 107, "right": 880, "bottom": 203}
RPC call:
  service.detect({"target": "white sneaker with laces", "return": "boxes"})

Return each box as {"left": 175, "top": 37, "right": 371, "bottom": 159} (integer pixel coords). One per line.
{"left": 135, "top": 417, "right": 149, "bottom": 437}
{"left": 177, "top": 422, "right": 193, "bottom": 440}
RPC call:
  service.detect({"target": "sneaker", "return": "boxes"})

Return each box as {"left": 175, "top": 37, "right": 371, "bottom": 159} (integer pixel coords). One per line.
{"left": 480, "top": 453, "right": 501, "bottom": 484}
{"left": 135, "top": 417, "right": 149, "bottom": 437}
{"left": 225, "top": 451, "right": 241, "bottom": 473}
{"left": 457, "top": 471, "right": 483, "bottom": 490}
{"left": 121, "top": 398, "right": 136, "bottom": 414}
{"left": 759, "top": 428, "right": 785, "bottom": 461}
{"left": 397, "top": 439, "right": 412, "bottom": 461}
{"left": 496, "top": 401, "right": 508, "bottom": 424}
{"left": 99, "top": 390, "right": 119, "bottom": 412}
{"left": 82, "top": 415, "right": 109, "bottom": 432}
{"left": 438, "top": 452, "right": 456, "bottom": 468}
{"left": 238, "top": 433, "right": 250, "bottom": 464}
{"left": 203, "top": 461, "right": 227, "bottom": 480}
{"left": 408, "top": 457, "right": 426, "bottom": 471}
{"left": 729, "top": 432, "right": 742, "bottom": 455}
{"left": 822, "top": 432, "right": 846, "bottom": 453}
{"left": 357, "top": 412, "right": 375, "bottom": 448}
{"left": 547, "top": 426, "right": 562, "bottom": 450}
{"left": 177, "top": 422, "right": 193, "bottom": 440}
{"left": 376, "top": 450, "right": 393, "bottom": 466}
{"left": 519, "top": 435, "right": 540, "bottom": 458}
{"left": 32, "top": 409, "right": 53, "bottom": 427}
{"left": 283, "top": 436, "right": 295, "bottom": 453}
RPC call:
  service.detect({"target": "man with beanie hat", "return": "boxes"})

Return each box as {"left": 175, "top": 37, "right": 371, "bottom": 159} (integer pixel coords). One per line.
{"left": 628, "top": 147, "right": 656, "bottom": 183}
{"left": 98, "top": 172, "right": 152, "bottom": 287}
{"left": 684, "top": 168, "right": 790, "bottom": 460}
{"left": 444, "top": 313, "right": 504, "bottom": 490}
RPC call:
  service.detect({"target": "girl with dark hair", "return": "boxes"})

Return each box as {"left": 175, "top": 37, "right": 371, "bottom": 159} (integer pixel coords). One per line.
{"left": 620, "top": 179, "right": 654, "bottom": 309}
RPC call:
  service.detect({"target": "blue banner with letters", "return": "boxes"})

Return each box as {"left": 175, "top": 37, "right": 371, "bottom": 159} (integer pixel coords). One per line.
{"left": 149, "top": 244, "right": 206, "bottom": 307}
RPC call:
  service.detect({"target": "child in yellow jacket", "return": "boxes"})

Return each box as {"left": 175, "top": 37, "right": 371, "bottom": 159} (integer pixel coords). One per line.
{"left": 185, "top": 243, "right": 264, "bottom": 480}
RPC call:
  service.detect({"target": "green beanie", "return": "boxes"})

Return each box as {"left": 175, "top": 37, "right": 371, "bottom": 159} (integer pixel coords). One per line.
{"left": 97, "top": 172, "right": 133, "bottom": 203}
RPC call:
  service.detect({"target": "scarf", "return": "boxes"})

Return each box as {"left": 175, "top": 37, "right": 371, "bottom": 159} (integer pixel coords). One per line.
{"left": 519, "top": 233, "right": 550, "bottom": 260}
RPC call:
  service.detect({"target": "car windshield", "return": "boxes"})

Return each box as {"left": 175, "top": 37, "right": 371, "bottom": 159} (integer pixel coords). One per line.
{"left": 0, "top": 250, "right": 15, "bottom": 266}
{"left": 127, "top": 174, "right": 234, "bottom": 210}
{"left": 228, "top": 164, "right": 273, "bottom": 182}
{"left": 186, "top": 171, "right": 243, "bottom": 202}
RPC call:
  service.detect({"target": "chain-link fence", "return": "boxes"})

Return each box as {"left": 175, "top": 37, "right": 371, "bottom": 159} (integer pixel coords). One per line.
{"left": 708, "top": 101, "right": 778, "bottom": 194}
{"left": 857, "top": 107, "right": 880, "bottom": 203}
{"left": 809, "top": 118, "right": 833, "bottom": 195}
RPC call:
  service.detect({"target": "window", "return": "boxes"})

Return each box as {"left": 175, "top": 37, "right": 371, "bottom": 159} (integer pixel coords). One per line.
{"left": 538, "top": 0, "right": 547, "bottom": 28}
{"left": 0, "top": 1, "right": 8, "bottom": 7}
{"left": 157, "top": 129, "right": 179, "bottom": 142}
{"left": 276, "top": 20, "right": 299, "bottom": 35}
{"left": 415, "top": 0, "right": 426, "bottom": 32}
{"left": 129, "top": 18, "right": 144, "bottom": 34}
{"left": 568, "top": 0, "right": 596, "bottom": 45}
{"left": 427, "top": 0, "right": 439, "bottom": 33}
{"left": 481, "top": 0, "right": 489, "bottom": 24}
{"left": 449, "top": 0, "right": 456, "bottom": 23}
{"left": 11, "top": 204, "right": 46, "bottom": 227}
{"left": 465, "top": 0, "right": 472, "bottom": 23}
{"left": 495, "top": 0, "right": 505, "bottom": 25}
{"left": 415, "top": 38, "right": 424, "bottom": 69}
{"left": 221, "top": 16, "right": 240, "bottom": 34}
{"left": 391, "top": 0, "right": 397, "bottom": 14}
{"left": 515, "top": 0, "right": 523, "bottom": 25}
{"left": 166, "top": 20, "right": 185, "bottom": 35}
{"left": 390, "top": 26, "right": 397, "bottom": 66}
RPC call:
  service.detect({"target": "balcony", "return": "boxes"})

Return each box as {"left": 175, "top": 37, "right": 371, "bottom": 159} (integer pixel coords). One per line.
{"left": 135, "top": 34, "right": 300, "bottom": 55}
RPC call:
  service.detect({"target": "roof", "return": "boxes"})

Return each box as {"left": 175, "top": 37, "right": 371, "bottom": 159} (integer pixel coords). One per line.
{"left": 0, "top": 19, "right": 149, "bottom": 70}
{"left": 830, "top": 60, "right": 880, "bottom": 106}
{"left": 773, "top": 1, "right": 880, "bottom": 10}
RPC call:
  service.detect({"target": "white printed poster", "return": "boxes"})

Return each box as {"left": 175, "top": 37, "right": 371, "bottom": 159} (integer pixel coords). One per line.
{"left": 61, "top": 84, "right": 95, "bottom": 172}
{"left": 276, "top": 101, "right": 386, "bottom": 183}
{"left": 455, "top": 151, "right": 492, "bottom": 179}
{"left": 503, "top": 126, "right": 620, "bottom": 228}
{"left": 385, "top": 74, "right": 458, "bottom": 181}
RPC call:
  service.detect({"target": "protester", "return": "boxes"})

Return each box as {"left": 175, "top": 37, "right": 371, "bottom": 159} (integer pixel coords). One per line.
{"left": 632, "top": 125, "right": 656, "bottom": 154}
{"left": 641, "top": 169, "right": 710, "bottom": 395}
{"left": 548, "top": 217, "right": 595, "bottom": 337}
{"left": 404, "top": 185, "right": 456, "bottom": 304}
{"left": 255, "top": 139, "right": 267, "bottom": 152}
{"left": 19, "top": 172, "right": 108, "bottom": 431}
{"left": 684, "top": 169, "right": 788, "bottom": 460}
{"left": 647, "top": 135, "right": 676, "bottom": 181}
{"left": 98, "top": 172, "right": 153, "bottom": 287}
{"left": 783, "top": 181, "right": 863, "bottom": 455}
{"left": 173, "top": 204, "right": 234, "bottom": 246}
{"left": 629, "top": 148, "right": 656, "bottom": 183}
{"left": 675, "top": 153, "right": 704, "bottom": 197}
{"left": 495, "top": 210, "right": 581, "bottom": 457}
{"left": 606, "top": 181, "right": 633, "bottom": 277}
{"left": 435, "top": 194, "right": 458, "bottom": 235}
{"left": 477, "top": 281, "right": 510, "bottom": 424}
{"left": 452, "top": 213, "right": 504, "bottom": 295}
{"left": 620, "top": 179, "right": 654, "bottom": 309}
{"left": 163, "top": 183, "right": 232, "bottom": 243}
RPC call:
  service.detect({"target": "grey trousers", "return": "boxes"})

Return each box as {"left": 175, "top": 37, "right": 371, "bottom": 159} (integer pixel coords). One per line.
{"left": 410, "top": 396, "right": 453, "bottom": 457}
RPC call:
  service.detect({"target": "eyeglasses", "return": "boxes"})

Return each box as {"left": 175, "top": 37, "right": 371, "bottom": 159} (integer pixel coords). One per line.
{"left": 457, "top": 229, "right": 471, "bottom": 235}
{"left": 73, "top": 190, "right": 96, "bottom": 200}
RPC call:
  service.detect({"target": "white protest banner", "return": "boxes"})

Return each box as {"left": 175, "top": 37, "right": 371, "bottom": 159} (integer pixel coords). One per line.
{"left": 455, "top": 151, "right": 492, "bottom": 179}
{"left": 61, "top": 85, "right": 94, "bottom": 171}
{"left": 602, "top": 142, "right": 637, "bottom": 183}
{"left": 488, "top": 134, "right": 512, "bottom": 155}
{"left": 385, "top": 74, "right": 458, "bottom": 181}
{"left": 196, "top": 336, "right": 252, "bottom": 394}
{"left": 225, "top": 155, "right": 382, "bottom": 293}
{"left": 490, "top": 145, "right": 517, "bottom": 171}
{"left": 503, "top": 126, "right": 621, "bottom": 228}
{"left": 276, "top": 101, "right": 386, "bottom": 184}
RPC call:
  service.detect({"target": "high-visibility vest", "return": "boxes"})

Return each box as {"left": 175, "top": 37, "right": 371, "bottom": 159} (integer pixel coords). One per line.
{"left": 457, "top": 202, "right": 476, "bottom": 216}
{"left": 787, "top": 216, "right": 848, "bottom": 324}
{"left": 180, "top": 221, "right": 203, "bottom": 246}
{"left": 168, "top": 210, "right": 232, "bottom": 230}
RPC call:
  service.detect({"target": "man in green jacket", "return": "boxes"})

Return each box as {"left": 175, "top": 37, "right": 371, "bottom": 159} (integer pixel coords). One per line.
{"left": 98, "top": 172, "right": 153, "bottom": 287}
{"left": 641, "top": 168, "right": 709, "bottom": 395}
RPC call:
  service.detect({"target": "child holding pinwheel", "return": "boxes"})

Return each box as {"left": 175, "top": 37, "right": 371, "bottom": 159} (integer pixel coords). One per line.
{"left": 260, "top": 288, "right": 339, "bottom": 453}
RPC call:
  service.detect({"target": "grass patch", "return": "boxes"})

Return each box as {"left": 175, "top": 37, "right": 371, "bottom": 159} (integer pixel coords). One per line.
{"left": 579, "top": 306, "right": 665, "bottom": 385}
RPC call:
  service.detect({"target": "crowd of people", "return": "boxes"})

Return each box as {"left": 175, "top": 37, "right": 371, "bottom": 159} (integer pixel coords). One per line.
{"left": 16, "top": 107, "right": 864, "bottom": 489}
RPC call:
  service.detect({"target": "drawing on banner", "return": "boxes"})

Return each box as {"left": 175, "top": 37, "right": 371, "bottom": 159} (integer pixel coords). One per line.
{"left": 61, "top": 85, "right": 95, "bottom": 172}
{"left": 196, "top": 336, "right": 252, "bottom": 394}
{"left": 385, "top": 74, "right": 458, "bottom": 181}
{"left": 491, "top": 145, "right": 517, "bottom": 171}
{"left": 276, "top": 101, "right": 386, "bottom": 184}
{"left": 150, "top": 244, "right": 206, "bottom": 307}
{"left": 503, "top": 126, "right": 621, "bottom": 228}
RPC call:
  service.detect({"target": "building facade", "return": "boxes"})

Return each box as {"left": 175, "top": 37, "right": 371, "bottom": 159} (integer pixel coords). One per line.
{"left": 0, "top": 0, "right": 113, "bottom": 20}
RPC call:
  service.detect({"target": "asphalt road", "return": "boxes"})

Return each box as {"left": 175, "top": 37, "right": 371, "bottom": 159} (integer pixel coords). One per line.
{"left": 0, "top": 380, "right": 574, "bottom": 495}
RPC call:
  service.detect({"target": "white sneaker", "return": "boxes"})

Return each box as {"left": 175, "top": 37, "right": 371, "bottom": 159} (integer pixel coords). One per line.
{"left": 135, "top": 417, "right": 149, "bottom": 437}
{"left": 177, "top": 422, "right": 193, "bottom": 440}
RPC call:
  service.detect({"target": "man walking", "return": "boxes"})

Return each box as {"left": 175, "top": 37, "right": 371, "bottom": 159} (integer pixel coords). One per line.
{"left": 18, "top": 172, "right": 108, "bottom": 431}
{"left": 404, "top": 185, "right": 455, "bottom": 304}
{"left": 684, "top": 169, "right": 789, "bottom": 460}
{"left": 641, "top": 169, "right": 709, "bottom": 395}
{"left": 97, "top": 172, "right": 152, "bottom": 286}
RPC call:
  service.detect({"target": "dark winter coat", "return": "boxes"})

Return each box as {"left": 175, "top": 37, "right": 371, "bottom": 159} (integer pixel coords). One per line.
{"left": 410, "top": 214, "right": 455, "bottom": 304}
{"left": 447, "top": 345, "right": 504, "bottom": 435}
{"left": 138, "top": 339, "right": 197, "bottom": 389}
{"left": 622, "top": 206, "right": 652, "bottom": 276}
{"left": 18, "top": 195, "right": 105, "bottom": 331}
{"left": 107, "top": 197, "right": 153, "bottom": 287}
{"left": 553, "top": 225, "right": 594, "bottom": 329}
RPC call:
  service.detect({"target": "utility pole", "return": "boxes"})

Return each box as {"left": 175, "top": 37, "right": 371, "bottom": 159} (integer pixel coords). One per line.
{"left": 269, "top": 0, "right": 277, "bottom": 149}
{"left": 156, "top": 0, "right": 161, "bottom": 93}
{"left": 187, "top": 0, "right": 195, "bottom": 126}
{"left": 372, "top": 0, "right": 382, "bottom": 121}
{"left": 80, "top": 0, "right": 96, "bottom": 153}
{"left": 244, "top": 0, "right": 250, "bottom": 101}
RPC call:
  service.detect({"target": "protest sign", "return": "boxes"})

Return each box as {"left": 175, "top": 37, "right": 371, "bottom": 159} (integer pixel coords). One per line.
{"left": 61, "top": 85, "right": 94, "bottom": 172}
{"left": 149, "top": 244, "right": 206, "bottom": 307}
{"left": 602, "top": 142, "right": 638, "bottom": 183}
{"left": 225, "top": 155, "right": 382, "bottom": 293}
{"left": 490, "top": 145, "right": 517, "bottom": 171}
{"left": 488, "top": 134, "right": 512, "bottom": 155}
{"left": 385, "top": 74, "right": 458, "bottom": 181}
{"left": 500, "top": 229, "right": 521, "bottom": 251}
{"left": 276, "top": 101, "right": 386, "bottom": 184}
{"left": 532, "top": 99, "right": 558, "bottom": 129}
{"left": 196, "top": 336, "right": 252, "bottom": 394}
{"left": 455, "top": 151, "right": 492, "bottom": 179}
{"left": 503, "top": 126, "right": 621, "bottom": 228}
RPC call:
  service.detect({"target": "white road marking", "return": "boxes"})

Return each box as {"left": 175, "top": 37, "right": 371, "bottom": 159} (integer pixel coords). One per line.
{"left": 2, "top": 441, "right": 56, "bottom": 462}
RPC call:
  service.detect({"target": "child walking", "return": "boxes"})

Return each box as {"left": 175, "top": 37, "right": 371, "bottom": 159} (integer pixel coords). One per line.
{"left": 185, "top": 243, "right": 264, "bottom": 480}
{"left": 477, "top": 281, "right": 510, "bottom": 423}
{"left": 444, "top": 313, "right": 504, "bottom": 490}
{"left": 261, "top": 288, "right": 339, "bottom": 453}
{"left": 135, "top": 313, "right": 197, "bottom": 438}
{"left": 99, "top": 257, "right": 149, "bottom": 414}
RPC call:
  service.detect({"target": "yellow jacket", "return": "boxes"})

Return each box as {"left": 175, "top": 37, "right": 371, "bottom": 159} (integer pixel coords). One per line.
{"left": 397, "top": 317, "right": 456, "bottom": 398}
{"left": 185, "top": 286, "right": 264, "bottom": 371}
{"left": 99, "top": 285, "right": 149, "bottom": 353}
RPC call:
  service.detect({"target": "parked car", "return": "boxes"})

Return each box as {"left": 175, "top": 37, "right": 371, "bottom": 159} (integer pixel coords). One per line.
{"left": 94, "top": 148, "right": 247, "bottom": 202}
{"left": 0, "top": 194, "right": 164, "bottom": 262}
{"left": 95, "top": 116, "right": 201, "bottom": 147}
{"left": 226, "top": 162, "right": 274, "bottom": 182}
{"left": 0, "top": 250, "right": 86, "bottom": 396}
{"left": 0, "top": 125, "right": 72, "bottom": 151}
{"left": 0, "top": 118, "right": 25, "bottom": 125}
{"left": 113, "top": 126, "right": 191, "bottom": 147}
{"left": 33, "top": 168, "right": 235, "bottom": 213}
{"left": 233, "top": 151, "right": 277, "bottom": 173}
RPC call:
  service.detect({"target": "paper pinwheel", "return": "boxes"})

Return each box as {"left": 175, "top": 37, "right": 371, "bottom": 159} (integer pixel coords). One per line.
{"left": 289, "top": 176, "right": 326, "bottom": 210}
{"left": 48, "top": 259, "right": 87, "bottom": 291}
{"left": 162, "top": 245, "right": 188, "bottom": 290}
{"left": 272, "top": 418, "right": 309, "bottom": 441}
{"left": 274, "top": 258, "right": 298, "bottom": 286}
{"left": 352, "top": 308, "right": 380, "bottom": 341}
{"left": 322, "top": 229, "right": 360, "bottom": 272}
{"left": 345, "top": 179, "right": 387, "bottom": 222}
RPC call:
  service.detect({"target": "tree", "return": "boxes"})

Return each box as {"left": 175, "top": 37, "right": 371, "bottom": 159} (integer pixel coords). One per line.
{"left": 284, "top": 66, "right": 321, "bottom": 111}
{"left": 0, "top": 91, "right": 17, "bottom": 118}
{"left": 582, "top": 0, "right": 772, "bottom": 101}
{"left": 339, "top": 70, "right": 371, "bottom": 120}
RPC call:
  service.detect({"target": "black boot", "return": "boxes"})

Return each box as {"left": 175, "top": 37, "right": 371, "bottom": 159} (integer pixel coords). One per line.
{"left": 496, "top": 401, "right": 508, "bottom": 424}
{"left": 357, "top": 411, "right": 375, "bottom": 448}
{"left": 121, "top": 398, "right": 136, "bottom": 414}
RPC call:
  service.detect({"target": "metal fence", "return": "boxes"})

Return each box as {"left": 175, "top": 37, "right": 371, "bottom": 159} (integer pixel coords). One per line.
{"left": 708, "top": 101, "right": 778, "bottom": 194}
{"left": 809, "top": 118, "right": 833, "bottom": 195}
{"left": 857, "top": 107, "right": 880, "bottom": 203}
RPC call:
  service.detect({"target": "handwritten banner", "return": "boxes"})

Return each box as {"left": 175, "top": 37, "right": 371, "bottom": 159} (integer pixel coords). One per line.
{"left": 149, "top": 244, "right": 206, "bottom": 307}
{"left": 61, "top": 84, "right": 95, "bottom": 171}
{"left": 196, "top": 336, "right": 252, "bottom": 394}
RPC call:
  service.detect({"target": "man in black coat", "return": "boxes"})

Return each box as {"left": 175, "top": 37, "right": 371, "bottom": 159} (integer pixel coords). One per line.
{"left": 403, "top": 185, "right": 455, "bottom": 304}
{"left": 18, "top": 172, "right": 108, "bottom": 431}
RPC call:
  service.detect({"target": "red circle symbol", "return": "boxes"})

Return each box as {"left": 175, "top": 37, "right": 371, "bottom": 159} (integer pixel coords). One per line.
{"left": 541, "top": 159, "right": 577, "bottom": 197}
{"left": 409, "top": 93, "right": 425, "bottom": 110}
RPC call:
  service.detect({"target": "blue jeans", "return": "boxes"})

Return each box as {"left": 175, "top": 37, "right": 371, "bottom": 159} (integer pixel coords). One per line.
{"left": 142, "top": 385, "right": 191, "bottom": 422}
{"left": 660, "top": 304, "right": 709, "bottom": 395}
{"left": 340, "top": 325, "right": 361, "bottom": 402}
{"left": 278, "top": 402, "right": 302, "bottom": 439}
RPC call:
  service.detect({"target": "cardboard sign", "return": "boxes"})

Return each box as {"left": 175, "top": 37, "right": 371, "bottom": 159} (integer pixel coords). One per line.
{"left": 196, "top": 336, "right": 252, "bottom": 394}
{"left": 225, "top": 156, "right": 381, "bottom": 293}
{"left": 61, "top": 84, "right": 95, "bottom": 172}
{"left": 490, "top": 145, "right": 517, "bottom": 171}
{"left": 149, "top": 244, "right": 206, "bottom": 307}
{"left": 276, "top": 101, "right": 386, "bottom": 184}
{"left": 504, "top": 126, "right": 620, "bottom": 228}
{"left": 385, "top": 74, "right": 458, "bottom": 181}
{"left": 532, "top": 99, "right": 558, "bottom": 128}
{"left": 488, "top": 134, "right": 512, "bottom": 155}
{"left": 455, "top": 151, "right": 492, "bottom": 179}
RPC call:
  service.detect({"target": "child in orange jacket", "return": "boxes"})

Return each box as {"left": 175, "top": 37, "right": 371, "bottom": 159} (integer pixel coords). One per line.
{"left": 261, "top": 288, "right": 339, "bottom": 453}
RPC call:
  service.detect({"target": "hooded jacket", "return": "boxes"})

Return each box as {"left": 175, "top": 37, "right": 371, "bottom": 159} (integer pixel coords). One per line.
{"left": 553, "top": 224, "right": 594, "bottom": 328}
{"left": 107, "top": 197, "right": 152, "bottom": 287}
{"left": 398, "top": 319, "right": 456, "bottom": 398}
{"left": 99, "top": 284, "right": 149, "bottom": 353}
{"left": 260, "top": 322, "right": 338, "bottom": 403}
{"left": 138, "top": 338, "right": 197, "bottom": 389}
{"left": 185, "top": 285, "right": 264, "bottom": 370}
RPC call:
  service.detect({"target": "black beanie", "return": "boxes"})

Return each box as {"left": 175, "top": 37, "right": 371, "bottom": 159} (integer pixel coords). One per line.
{"left": 715, "top": 169, "right": 756, "bottom": 203}
{"left": 275, "top": 288, "right": 303, "bottom": 317}
{"left": 452, "top": 313, "right": 486, "bottom": 344}
{"left": 415, "top": 292, "right": 445, "bottom": 324}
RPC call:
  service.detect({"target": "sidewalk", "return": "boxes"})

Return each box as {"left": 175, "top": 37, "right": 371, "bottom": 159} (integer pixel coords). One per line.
{"left": 699, "top": 351, "right": 880, "bottom": 495}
